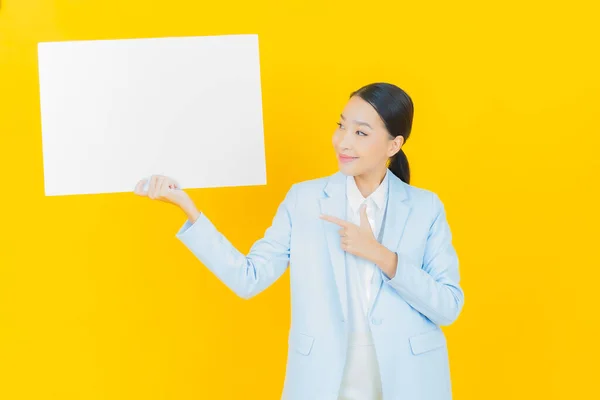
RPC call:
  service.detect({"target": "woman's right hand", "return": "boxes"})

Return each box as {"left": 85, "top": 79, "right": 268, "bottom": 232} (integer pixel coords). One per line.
{"left": 134, "top": 175, "right": 200, "bottom": 221}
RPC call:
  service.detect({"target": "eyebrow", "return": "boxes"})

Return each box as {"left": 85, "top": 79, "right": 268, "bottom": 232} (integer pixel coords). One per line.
{"left": 340, "top": 114, "right": 373, "bottom": 129}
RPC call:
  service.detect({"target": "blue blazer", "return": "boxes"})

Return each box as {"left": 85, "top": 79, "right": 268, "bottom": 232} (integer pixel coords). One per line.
{"left": 176, "top": 170, "right": 465, "bottom": 400}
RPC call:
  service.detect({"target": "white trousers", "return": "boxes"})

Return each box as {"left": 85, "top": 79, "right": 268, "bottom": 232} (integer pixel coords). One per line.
{"left": 337, "top": 330, "right": 383, "bottom": 400}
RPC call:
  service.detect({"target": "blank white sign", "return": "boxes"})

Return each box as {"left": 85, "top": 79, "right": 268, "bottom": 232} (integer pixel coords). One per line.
{"left": 37, "top": 34, "right": 266, "bottom": 196}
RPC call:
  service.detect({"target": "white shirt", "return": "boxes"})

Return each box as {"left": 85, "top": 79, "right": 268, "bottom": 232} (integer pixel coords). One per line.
{"left": 338, "top": 171, "right": 389, "bottom": 400}
{"left": 345, "top": 171, "right": 388, "bottom": 324}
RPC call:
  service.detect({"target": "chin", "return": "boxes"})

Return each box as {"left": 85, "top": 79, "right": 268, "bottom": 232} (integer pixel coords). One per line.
{"left": 337, "top": 163, "right": 360, "bottom": 176}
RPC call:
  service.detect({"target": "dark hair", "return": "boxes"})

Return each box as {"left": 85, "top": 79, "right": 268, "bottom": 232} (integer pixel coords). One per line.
{"left": 350, "top": 82, "right": 414, "bottom": 184}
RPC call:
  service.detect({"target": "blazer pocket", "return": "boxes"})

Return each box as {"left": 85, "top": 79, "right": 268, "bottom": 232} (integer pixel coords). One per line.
{"left": 290, "top": 332, "right": 315, "bottom": 356}
{"left": 409, "top": 328, "right": 446, "bottom": 355}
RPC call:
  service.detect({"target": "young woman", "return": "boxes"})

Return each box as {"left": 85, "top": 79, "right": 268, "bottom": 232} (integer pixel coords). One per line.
{"left": 135, "top": 82, "right": 465, "bottom": 400}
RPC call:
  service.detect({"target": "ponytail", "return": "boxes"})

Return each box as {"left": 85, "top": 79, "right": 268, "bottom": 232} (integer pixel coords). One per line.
{"left": 389, "top": 148, "right": 410, "bottom": 184}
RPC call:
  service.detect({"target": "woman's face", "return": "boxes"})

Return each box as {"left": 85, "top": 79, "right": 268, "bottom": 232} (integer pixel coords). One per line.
{"left": 332, "top": 95, "right": 403, "bottom": 177}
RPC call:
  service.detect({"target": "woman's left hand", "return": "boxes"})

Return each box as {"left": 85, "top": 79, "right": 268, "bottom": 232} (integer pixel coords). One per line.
{"left": 320, "top": 204, "right": 380, "bottom": 261}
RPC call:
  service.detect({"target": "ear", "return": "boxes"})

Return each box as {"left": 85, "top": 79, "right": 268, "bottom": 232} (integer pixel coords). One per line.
{"left": 388, "top": 135, "right": 404, "bottom": 157}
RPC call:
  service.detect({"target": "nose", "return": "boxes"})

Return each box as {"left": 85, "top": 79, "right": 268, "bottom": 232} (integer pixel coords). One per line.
{"left": 338, "top": 129, "right": 353, "bottom": 149}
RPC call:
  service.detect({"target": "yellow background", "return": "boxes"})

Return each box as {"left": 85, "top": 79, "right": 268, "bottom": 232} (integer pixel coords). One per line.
{"left": 1, "top": 0, "right": 599, "bottom": 398}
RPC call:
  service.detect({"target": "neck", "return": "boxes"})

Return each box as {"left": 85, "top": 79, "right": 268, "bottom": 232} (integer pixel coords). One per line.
{"left": 354, "top": 168, "right": 387, "bottom": 198}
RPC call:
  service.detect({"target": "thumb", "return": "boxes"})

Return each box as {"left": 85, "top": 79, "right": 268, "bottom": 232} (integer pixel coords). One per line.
{"left": 168, "top": 177, "right": 181, "bottom": 190}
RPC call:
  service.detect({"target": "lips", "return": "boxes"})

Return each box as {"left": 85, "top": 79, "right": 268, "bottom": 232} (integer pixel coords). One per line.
{"left": 338, "top": 154, "right": 358, "bottom": 163}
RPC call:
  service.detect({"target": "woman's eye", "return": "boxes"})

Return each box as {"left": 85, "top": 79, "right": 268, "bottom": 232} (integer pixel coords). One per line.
{"left": 356, "top": 131, "right": 367, "bottom": 136}
{"left": 336, "top": 122, "right": 344, "bottom": 129}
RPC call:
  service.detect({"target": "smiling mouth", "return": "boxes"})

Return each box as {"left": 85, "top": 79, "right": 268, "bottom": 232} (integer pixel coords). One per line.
{"left": 338, "top": 154, "right": 358, "bottom": 163}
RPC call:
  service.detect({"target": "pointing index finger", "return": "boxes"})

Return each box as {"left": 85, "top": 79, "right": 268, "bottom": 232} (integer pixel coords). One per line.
{"left": 320, "top": 214, "right": 350, "bottom": 228}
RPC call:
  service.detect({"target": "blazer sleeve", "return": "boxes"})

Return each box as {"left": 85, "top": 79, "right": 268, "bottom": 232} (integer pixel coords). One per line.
{"left": 382, "top": 193, "right": 465, "bottom": 326}
{"left": 174, "top": 184, "right": 297, "bottom": 300}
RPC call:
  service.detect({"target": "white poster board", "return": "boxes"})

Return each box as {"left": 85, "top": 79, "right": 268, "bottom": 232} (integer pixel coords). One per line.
{"left": 37, "top": 34, "right": 266, "bottom": 196}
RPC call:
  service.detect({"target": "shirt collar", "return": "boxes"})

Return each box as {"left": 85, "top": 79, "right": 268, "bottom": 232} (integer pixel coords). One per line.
{"left": 346, "top": 169, "right": 389, "bottom": 214}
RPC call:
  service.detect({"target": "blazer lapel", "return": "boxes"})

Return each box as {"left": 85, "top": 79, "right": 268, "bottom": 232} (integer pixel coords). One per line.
{"left": 319, "top": 172, "right": 348, "bottom": 322}
{"left": 369, "top": 172, "right": 412, "bottom": 312}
